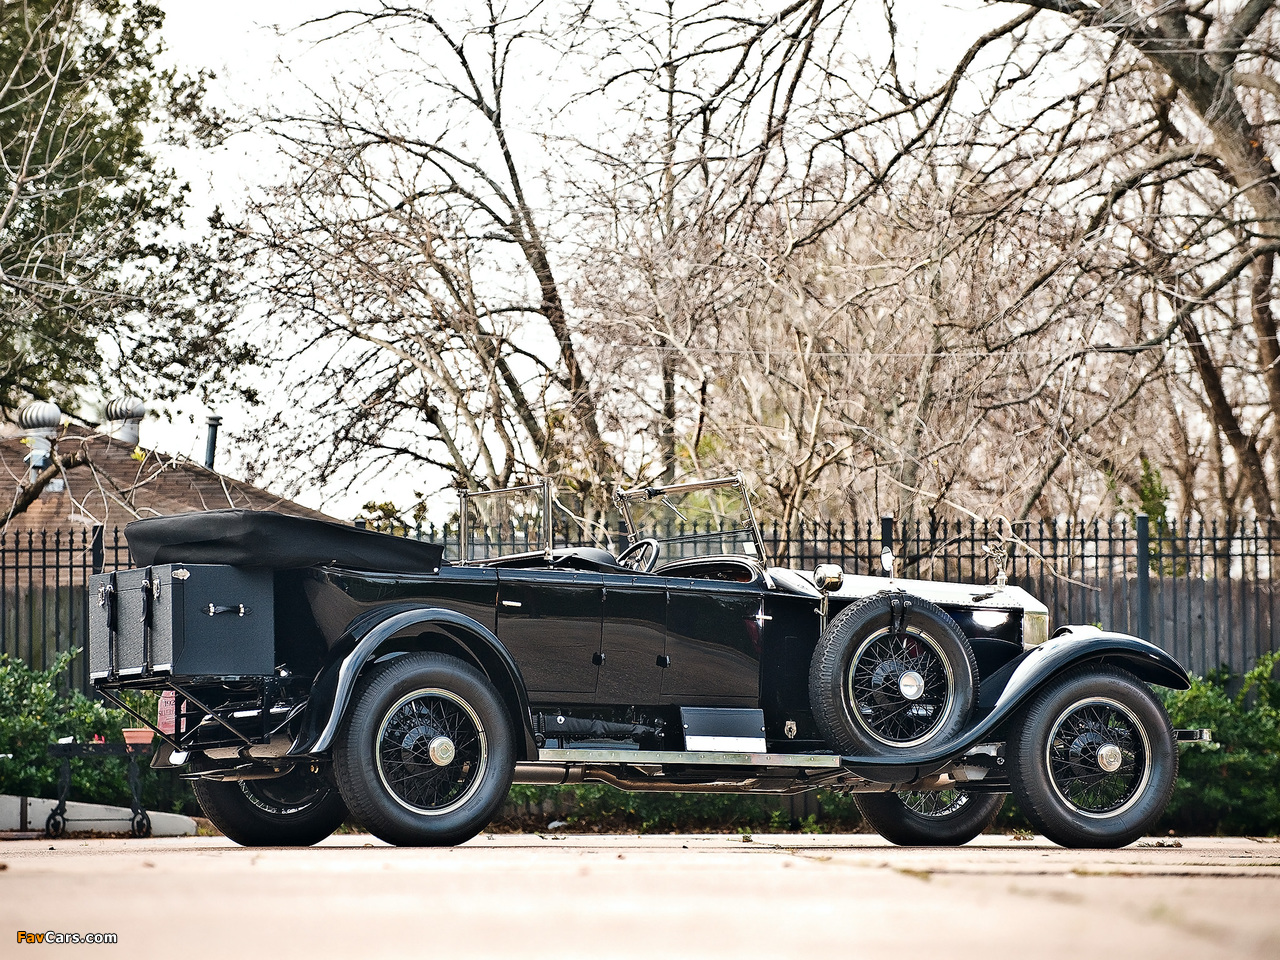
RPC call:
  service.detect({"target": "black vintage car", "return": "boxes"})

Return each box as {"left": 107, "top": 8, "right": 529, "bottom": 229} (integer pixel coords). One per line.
{"left": 88, "top": 477, "right": 1206, "bottom": 849}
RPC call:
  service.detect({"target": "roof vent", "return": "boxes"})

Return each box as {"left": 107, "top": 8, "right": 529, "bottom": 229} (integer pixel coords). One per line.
{"left": 104, "top": 396, "right": 146, "bottom": 446}
{"left": 17, "top": 399, "right": 62, "bottom": 482}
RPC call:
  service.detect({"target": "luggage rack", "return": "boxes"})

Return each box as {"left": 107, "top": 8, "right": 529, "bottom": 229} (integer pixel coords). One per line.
{"left": 45, "top": 740, "right": 153, "bottom": 838}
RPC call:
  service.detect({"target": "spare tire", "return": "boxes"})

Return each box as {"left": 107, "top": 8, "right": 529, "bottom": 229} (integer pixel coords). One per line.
{"left": 809, "top": 592, "right": 977, "bottom": 755}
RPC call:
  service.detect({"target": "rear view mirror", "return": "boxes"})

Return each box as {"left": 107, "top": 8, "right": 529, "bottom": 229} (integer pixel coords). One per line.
{"left": 880, "top": 546, "right": 894, "bottom": 575}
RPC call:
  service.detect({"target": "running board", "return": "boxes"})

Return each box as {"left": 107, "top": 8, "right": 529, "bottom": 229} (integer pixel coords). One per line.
{"left": 533, "top": 748, "right": 844, "bottom": 767}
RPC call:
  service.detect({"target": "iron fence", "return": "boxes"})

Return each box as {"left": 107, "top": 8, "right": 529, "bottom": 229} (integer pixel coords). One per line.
{"left": 1, "top": 526, "right": 130, "bottom": 694}
{"left": 3, "top": 514, "right": 1276, "bottom": 694}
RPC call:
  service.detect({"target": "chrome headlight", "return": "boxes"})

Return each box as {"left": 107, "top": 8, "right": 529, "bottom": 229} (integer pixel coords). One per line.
{"left": 1022, "top": 611, "right": 1049, "bottom": 650}
{"left": 813, "top": 564, "right": 844, "bottom": 592}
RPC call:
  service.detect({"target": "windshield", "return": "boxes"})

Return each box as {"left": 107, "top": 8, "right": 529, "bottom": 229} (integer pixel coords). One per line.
{"left": 458, "top": 483, "right": 549, "bottom": 562}
{"left": 457, "top": 481, "right": 601, "bottom": 562}
{"left": 617, "top": 476, "right": 765, "bottom": 565}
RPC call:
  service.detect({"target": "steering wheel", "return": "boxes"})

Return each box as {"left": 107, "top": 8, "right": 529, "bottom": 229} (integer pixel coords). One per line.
{"left": 616, "top": 538, "right": 660, "bottom": 572}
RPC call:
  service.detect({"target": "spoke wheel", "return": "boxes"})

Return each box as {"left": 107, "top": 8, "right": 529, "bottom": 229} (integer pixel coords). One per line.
{"left": 1046, "top": 697, "right": 1149, "bottom": 818}
{"left": 193, "top": 766, "right": 348, "bottom": 847}
{"left": 855, "top": 789, "right": 1005, "bottom": 846}
{"left": 810, "top": 593, "right": 977, "bottom": 756}
{"left": 239, "top": 768, "right": 331, "bottom": 815}
{"left": 847, "top": 627, "right": 955, "bottom": 747}
{"left": 335, "top": 652, "right": 514, "bottom": 847}
{"left": 1009, "top": 665, "right": 1176, "bottom": 849}
{"left": 901, "top": 789, "right": 969, "bottom": 818}
{"left": 376, "top": 688, "right": 488, "bottom": 815}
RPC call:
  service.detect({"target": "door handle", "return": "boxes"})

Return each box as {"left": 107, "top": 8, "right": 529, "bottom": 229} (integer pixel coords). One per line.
{"left": 501, "top": 600, "right": 523, "bottom": 608}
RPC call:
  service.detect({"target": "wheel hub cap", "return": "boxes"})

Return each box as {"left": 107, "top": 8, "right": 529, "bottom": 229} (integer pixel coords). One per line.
{"left": 1096, "top": 742, "right": 1123, "bottom": 773}
{"left": 898, "top": 670, "right": 925, "bottom": 701}
{"left": 428, "top": 735, "right": 456, "bottom": 766}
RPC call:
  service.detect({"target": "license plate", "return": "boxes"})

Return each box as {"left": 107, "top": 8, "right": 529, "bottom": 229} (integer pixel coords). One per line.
{"left": 158, "top": 690, "right": 176, "bottom": 735}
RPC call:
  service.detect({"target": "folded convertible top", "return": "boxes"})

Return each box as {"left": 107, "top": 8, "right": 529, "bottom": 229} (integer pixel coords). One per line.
{"left": 124, "top": 509, "right": 444, "bottom": 573}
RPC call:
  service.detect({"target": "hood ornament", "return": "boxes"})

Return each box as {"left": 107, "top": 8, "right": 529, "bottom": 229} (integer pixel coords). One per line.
{"left": 983, "top": 541, "right": 1009, "bottom": 589}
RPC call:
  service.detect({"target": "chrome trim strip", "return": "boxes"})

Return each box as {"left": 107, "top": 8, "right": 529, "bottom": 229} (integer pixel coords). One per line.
{"left": 534, "top": 748, "right": 843, "bottom": 767}
{"left": 685, "top": 735, "right": 768, "bottom": 752}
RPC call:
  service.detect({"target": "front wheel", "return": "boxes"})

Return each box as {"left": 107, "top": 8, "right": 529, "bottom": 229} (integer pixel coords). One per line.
{"left": 334, "top": 652, "right": 515, "bottom": 847}
{"left": 1008, "top": 665, "right": 1177, "bottom": 848}
{"left": 192, "top": 766, "right": 348, "bottom": 846}
{"left": 855, "top": 790, "right": 1005, "bottom": 846}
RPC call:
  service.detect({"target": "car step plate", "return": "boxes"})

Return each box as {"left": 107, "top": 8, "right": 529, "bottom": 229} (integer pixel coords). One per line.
{"left": 534, "top": 748, "right": 843, "bottom": 767}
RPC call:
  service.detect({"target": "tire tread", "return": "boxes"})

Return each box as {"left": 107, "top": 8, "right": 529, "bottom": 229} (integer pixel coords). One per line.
{"left": 1008, "top": 664, "right": 1177, "bottom": 848}
{"left": 192, "top": 773, "right": 347, "bottom": 847}
{"left": 855, "top": 791, "right": 1005, "bottom": 846}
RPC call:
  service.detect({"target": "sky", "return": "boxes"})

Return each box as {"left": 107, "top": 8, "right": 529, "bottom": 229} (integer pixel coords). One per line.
{"left": 142, "top": 0, "right": 1016, "bottom": 519}
{"left": 144, "top": 3, "right": 353, "bottom": 510}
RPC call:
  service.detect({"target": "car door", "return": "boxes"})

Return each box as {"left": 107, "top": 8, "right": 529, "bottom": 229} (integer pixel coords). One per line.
{"left": 661, "top": 577, "right": 762, "bottom": 705}
{"left": 595, "top": 572, "right": 667, "bottom": 705}
{"left": 495, "top": 570, "right": 602, "bottom": 699}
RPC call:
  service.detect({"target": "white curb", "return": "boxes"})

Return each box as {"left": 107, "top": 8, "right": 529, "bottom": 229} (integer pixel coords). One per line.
{"left": 0, "top": 794, "right": 196, "bottom": 837}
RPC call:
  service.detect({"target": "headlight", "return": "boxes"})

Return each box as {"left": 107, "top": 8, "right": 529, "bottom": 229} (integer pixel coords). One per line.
{"left": 1022, "top": 611, "right": 1049, "bottom": 649}
{"left": 813, "top": 564, "right": 844, "bottom": 592}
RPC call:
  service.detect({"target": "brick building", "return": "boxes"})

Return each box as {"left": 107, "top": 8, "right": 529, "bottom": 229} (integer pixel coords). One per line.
{"left": 1, "top": 418, "right": 332, "bottom": 535}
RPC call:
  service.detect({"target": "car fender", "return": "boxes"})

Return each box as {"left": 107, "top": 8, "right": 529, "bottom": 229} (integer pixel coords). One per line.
{"left": 986, "top": 626, "right": 1190, "bottom": 713}
{"left": 288, "top": 604, "right": 537, "bottom": 760}
{"left": 840, "top": 628, "right": 1191, "bottom": 783}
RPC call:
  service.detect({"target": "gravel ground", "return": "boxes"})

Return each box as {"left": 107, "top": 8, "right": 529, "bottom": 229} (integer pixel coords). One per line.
{"left": 2, "top": 834, "right": 1278, "bottom": 958}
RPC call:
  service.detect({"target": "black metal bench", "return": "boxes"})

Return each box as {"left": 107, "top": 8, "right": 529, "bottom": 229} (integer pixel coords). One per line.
{"left": 45, "top": 741, "right": 153, "bottom": 838}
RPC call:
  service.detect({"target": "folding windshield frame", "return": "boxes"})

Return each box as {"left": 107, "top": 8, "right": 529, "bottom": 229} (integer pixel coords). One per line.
{"left": 456, "top": 480, "right": 553, "bottom": 565}
{"left": 615, "top": 474, "right": 767, "bottom": 563}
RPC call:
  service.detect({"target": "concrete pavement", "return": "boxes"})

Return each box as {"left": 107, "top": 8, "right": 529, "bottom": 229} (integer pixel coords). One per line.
{"left": 2, "top": 834, "right": 1277, "bottom": 958}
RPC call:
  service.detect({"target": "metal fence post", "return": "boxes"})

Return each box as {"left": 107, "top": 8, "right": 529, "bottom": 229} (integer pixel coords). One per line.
{"left": 881, "top": 515, "right": 894, "bottom": 576}
{"left": 90, "top": 525, "right": 104, "bottom": 575}
{"left": 1136, "top": 513, "right": 1151, "bottom": 641}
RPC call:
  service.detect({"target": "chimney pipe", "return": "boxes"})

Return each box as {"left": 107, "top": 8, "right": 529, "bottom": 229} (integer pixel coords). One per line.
{"left": 205, "top": 415, "right": 222, "bottom": 470}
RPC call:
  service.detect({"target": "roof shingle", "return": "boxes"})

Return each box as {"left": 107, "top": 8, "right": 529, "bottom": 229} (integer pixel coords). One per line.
{"left": 1, "top": 423, "right": 335, "bottom": 533}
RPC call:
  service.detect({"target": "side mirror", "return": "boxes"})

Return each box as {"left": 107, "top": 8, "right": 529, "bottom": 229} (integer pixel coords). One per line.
{"left": 813, "top": 564, "right": 844, "bottom": 592}
{"left": 880, "top": 546, "right": 894, "bottom": 575}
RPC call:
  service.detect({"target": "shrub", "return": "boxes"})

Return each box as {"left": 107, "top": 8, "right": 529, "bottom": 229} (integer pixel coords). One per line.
{"left": 0, "top": 651, "right": 195, "bottom": 815}
{"left": 1160, "top": 652, "right": 1280, "bottom": 835}
{"left": 503, "top": 783, "right": 866, "bottom": 833}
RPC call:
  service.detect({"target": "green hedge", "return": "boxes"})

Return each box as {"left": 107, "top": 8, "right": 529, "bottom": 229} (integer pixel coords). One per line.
{"left": 502, "top": 782, "right": 867, "bottom": 834}
{"left": 1159, "top": 651, "right": 1280, "bottom": 835}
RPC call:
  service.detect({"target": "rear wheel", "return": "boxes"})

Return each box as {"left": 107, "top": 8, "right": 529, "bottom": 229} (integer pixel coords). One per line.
{"left": 810, "top": 593, "right": 978, "bottom": 755}
{"left": 192, "top": 766, "right": 348, "bottom": 846}
{"left": 855, "top": 789, "right": 1004, "bottom": 846}
{"left": 1008, "top": 665, "right": 1177, "bottom": 848}
{"left": 334, "top": 652, "right": 515, "bottom": 847}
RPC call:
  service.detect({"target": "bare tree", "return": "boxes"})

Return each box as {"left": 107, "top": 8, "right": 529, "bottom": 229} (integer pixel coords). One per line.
{"left": 228, "top": 2, "right": 624, "bottom": 507}
{"left": 233, "top": 0, "right": 1280, "bottom": 534}
{"left": 945, "top": 1, "right": 1280, "bottom": 517}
